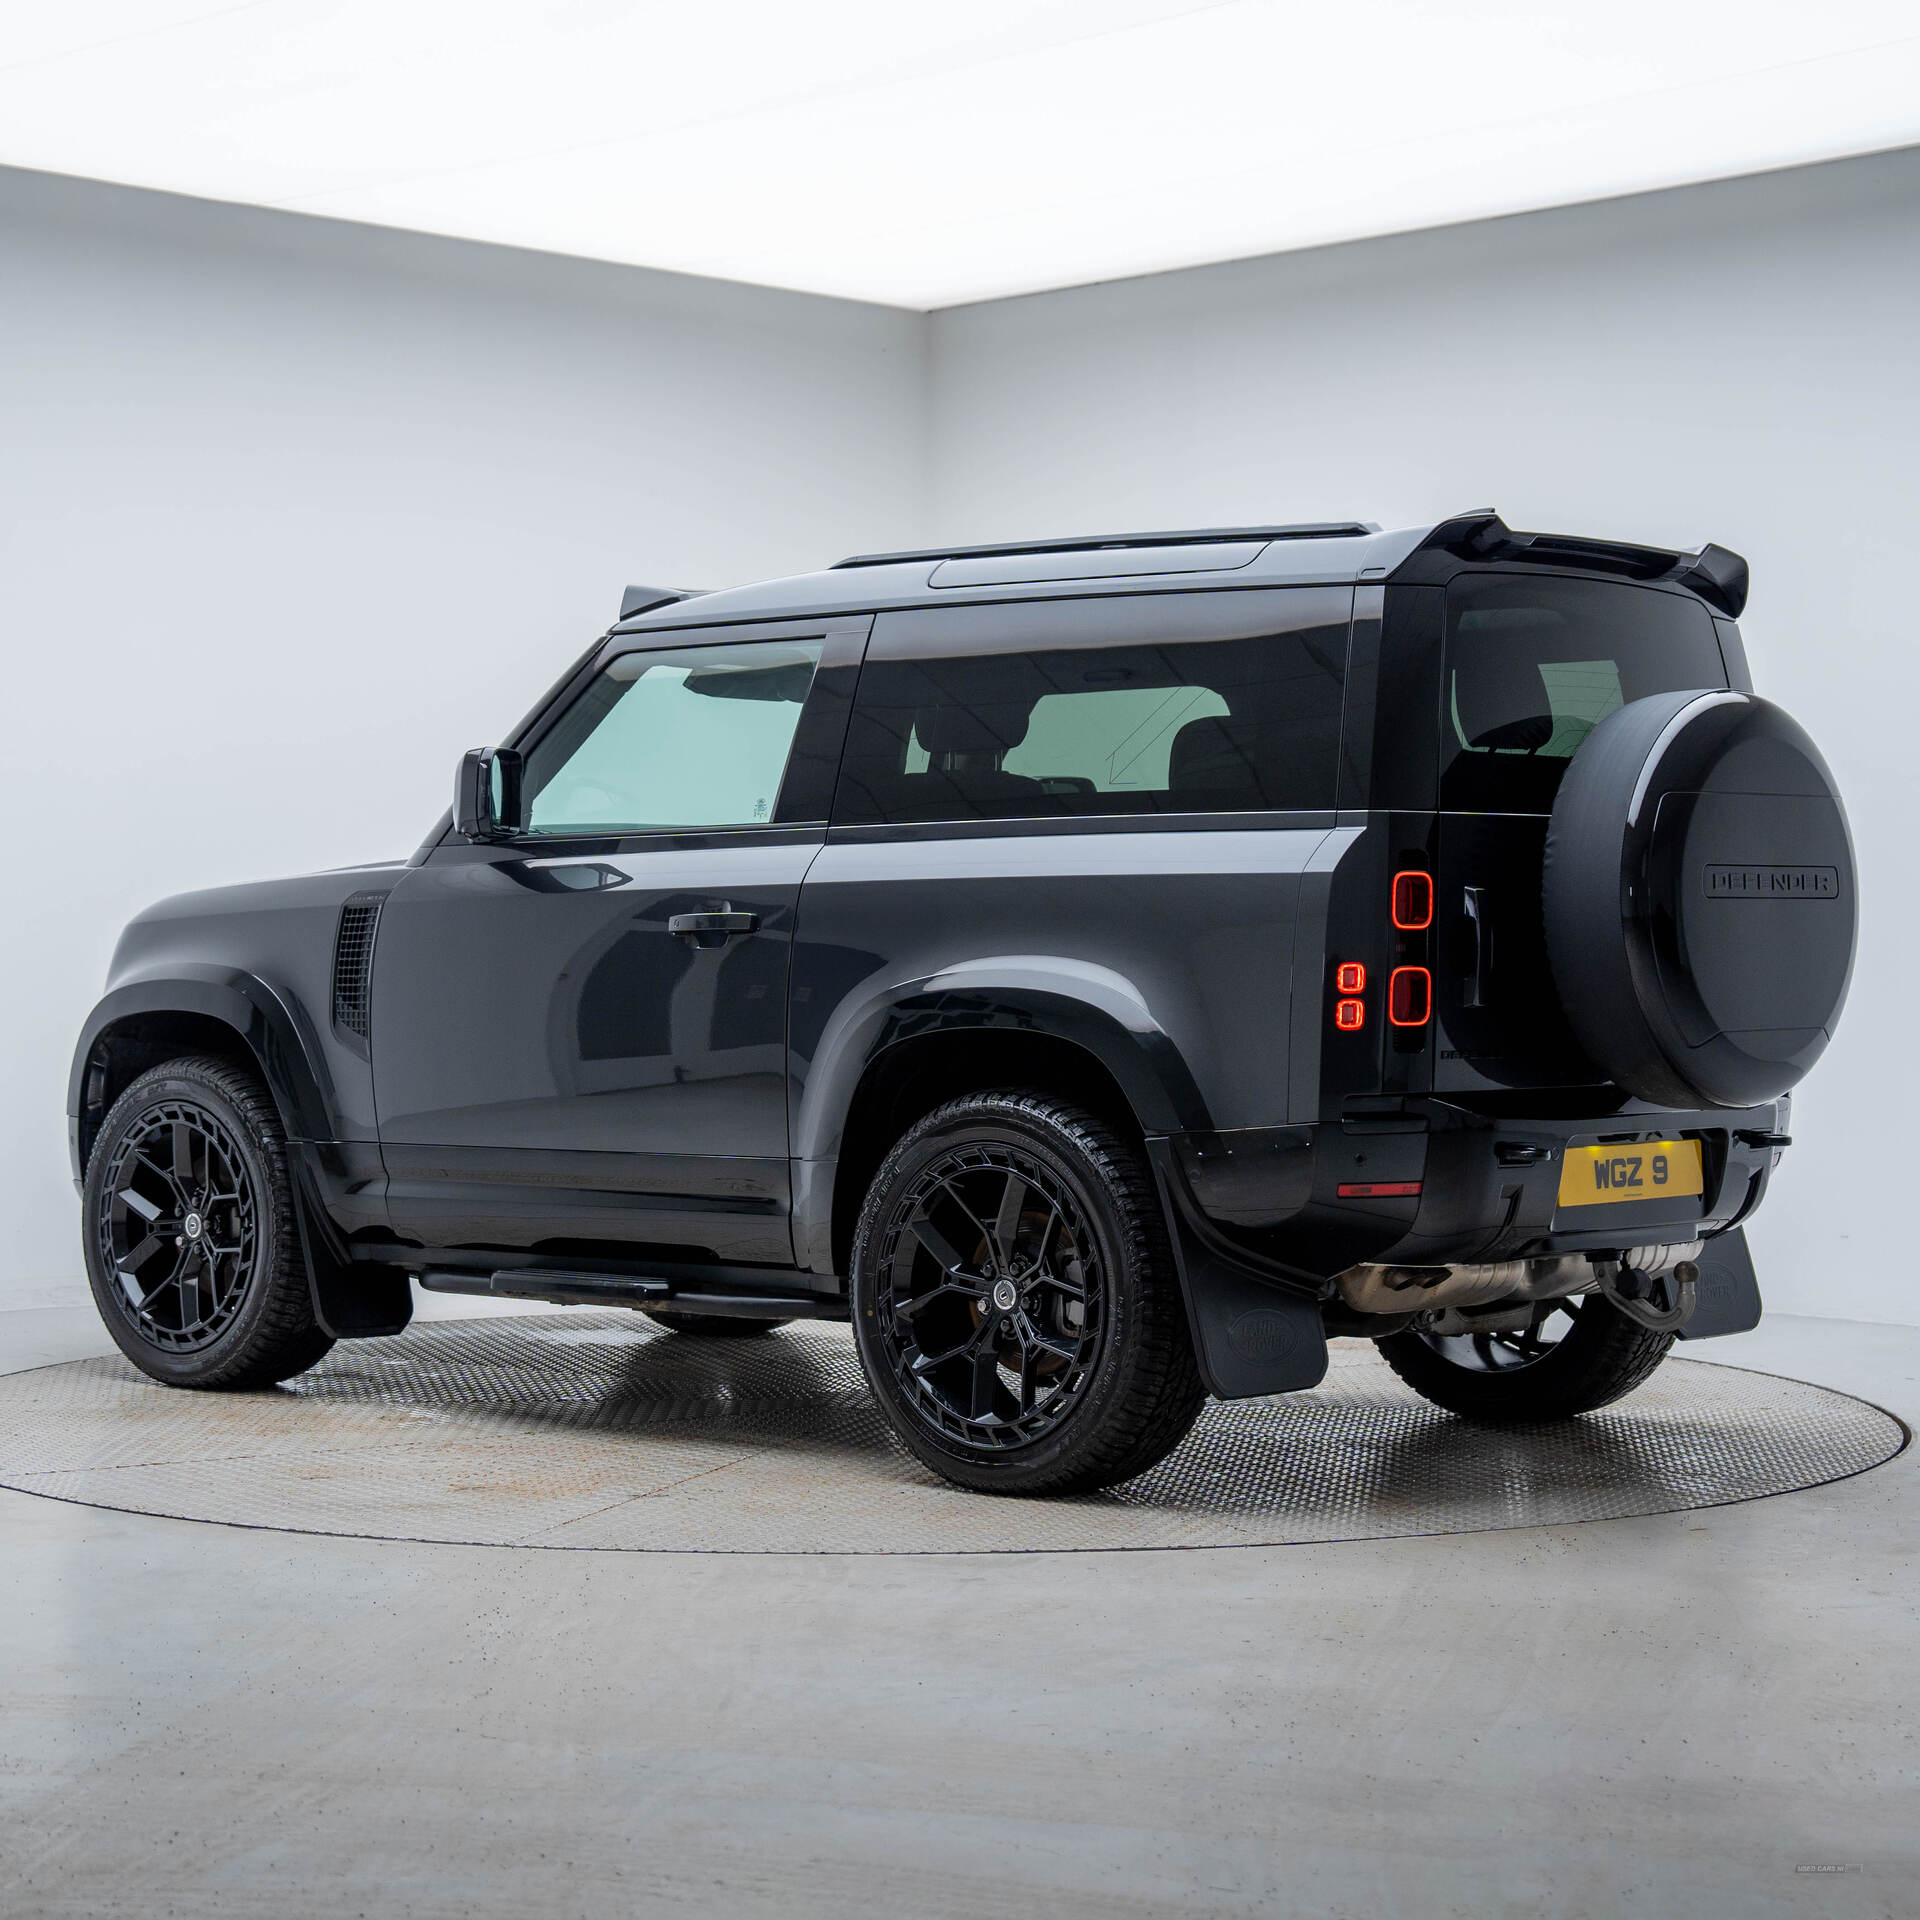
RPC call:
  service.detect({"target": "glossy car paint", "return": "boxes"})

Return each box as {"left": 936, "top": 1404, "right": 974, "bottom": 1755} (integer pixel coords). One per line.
{"left": 786, "top": 820, "right": 1349, "bottom": 1270}
{"left": 69, "top": 519, "right": 1797, "bottom": 1374}
{"left": 371, "top": 832, "right": 818, "bottom": 1263}
{"left": 68, "top": 865, "right": 405, "bottom": 1237}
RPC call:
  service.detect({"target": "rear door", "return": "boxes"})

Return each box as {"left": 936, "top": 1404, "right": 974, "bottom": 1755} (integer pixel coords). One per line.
{"left": 1427, "top": 574, "right": 1731, "bottom": 1094}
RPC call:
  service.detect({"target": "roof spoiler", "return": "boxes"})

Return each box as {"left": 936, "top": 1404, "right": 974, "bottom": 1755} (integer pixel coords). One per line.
{"left": 618, "top": 584, "right": 705, "bottom": 621}
{"left": 1404, "top": 510, "right": 1749, "bottom": 617}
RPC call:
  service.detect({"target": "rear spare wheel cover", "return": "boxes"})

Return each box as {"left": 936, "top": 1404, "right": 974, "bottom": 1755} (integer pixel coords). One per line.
{"left": 1542, "top": 690, "right": 1856, "bottom": 1108}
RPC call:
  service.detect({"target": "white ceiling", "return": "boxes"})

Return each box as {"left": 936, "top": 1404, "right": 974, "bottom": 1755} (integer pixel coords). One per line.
{"left": 3, "top": 1, "right": 1917, "bottom": 310}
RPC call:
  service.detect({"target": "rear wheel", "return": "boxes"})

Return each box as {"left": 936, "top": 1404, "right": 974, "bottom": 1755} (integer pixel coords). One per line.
{"left": 82, "top": 1055, "right": 334, "bottom": 1389}
{"left": 1377, "top": 1293, "right": 1672, "bottom": 1423}
{"left": 641, "top": 1311, "right": 789, "bottom": 1337}
{"left": 850, "top": 1091, "right": 1204, "bottom": 1496}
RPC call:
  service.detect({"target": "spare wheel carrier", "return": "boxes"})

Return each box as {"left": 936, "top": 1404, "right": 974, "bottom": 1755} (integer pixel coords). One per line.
{"left": 1542, "top": 690, "right": 1856, "bottom": 1108}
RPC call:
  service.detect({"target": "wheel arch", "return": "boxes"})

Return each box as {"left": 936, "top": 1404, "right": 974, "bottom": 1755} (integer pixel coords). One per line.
{"left": 69, "top": 971, "right": 335, "bottom": 1186}
{"left": 803, "top": 969, "right": 1211, "bottom": 1280}
{"left": 70, "top": 972, "right": 409, "bottom": 1342}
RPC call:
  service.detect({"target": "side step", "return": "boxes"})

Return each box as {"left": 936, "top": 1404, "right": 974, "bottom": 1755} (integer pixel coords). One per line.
{"left": 419, "top": 1265, "right": 847, "bottom": 1320}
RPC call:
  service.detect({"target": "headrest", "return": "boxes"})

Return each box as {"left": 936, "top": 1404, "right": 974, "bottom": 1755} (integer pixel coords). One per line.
{"left": 915, "top": 702, "right": 1031, "bottom": 757}
{"left": 1169, "top": 715, "right": 1250, "bottom": 787}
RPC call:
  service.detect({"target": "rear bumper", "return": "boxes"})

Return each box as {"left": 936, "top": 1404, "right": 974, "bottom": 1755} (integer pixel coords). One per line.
{"left": 1166, "top": 1096, "right": 1789, "bottom": 1281}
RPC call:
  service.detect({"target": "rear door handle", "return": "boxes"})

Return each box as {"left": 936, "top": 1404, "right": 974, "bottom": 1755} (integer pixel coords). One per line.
{"left": 668, "top": 910, "right": 759, "bottom": 941}
{"left": 1462, "top": 886, "right": 1490, "bottom": 1008}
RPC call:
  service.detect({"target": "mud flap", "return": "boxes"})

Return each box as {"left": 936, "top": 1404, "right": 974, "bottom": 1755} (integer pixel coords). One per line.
{"left": 1146, "top": 1141, "right": 1328, "bottom": 1399}
{"left": 291, "top": 1153, "right": 413, "bottom": 1340}
{"left": 1675, "top": 1226, "right": 1763, "bottom": 1340}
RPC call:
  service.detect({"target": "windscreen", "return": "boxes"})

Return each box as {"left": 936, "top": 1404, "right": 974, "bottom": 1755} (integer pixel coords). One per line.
{"left": 1440, "top": 576, "right": 1727, "bottom": 812}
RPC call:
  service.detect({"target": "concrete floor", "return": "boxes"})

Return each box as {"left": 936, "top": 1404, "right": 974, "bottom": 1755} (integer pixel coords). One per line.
{"left": 1, "top": 1296, "right": 1913, "bottom": 1919}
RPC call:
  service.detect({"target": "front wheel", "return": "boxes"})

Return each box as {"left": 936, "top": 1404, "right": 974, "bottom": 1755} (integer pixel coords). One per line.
{"left": 82, "top": 1055, "right": 335, "bottom": 1390}
{"left": 1377, "top": 1293, "right": 1673, "bottom": 1423}
{"left": 850, "top": 1091, "right": 1204, "bottom": 1496}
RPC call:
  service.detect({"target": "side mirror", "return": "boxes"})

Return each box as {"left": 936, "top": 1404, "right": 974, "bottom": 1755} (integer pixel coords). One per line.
{"left": 454, "top": 747, "right": 524, "bottom": 841}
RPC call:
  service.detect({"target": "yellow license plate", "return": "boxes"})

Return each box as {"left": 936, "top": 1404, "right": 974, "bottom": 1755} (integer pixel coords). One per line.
{"left": 1556, "top": 1139, "right": 1703, "bottom": 1208}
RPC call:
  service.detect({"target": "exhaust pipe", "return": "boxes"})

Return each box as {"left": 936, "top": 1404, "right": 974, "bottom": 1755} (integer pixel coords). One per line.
{"left": 1337, "top": 1243, "right": 1702, "bottom": 1320}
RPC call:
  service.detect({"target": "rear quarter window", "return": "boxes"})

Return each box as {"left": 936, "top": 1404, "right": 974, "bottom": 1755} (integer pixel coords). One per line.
{"left": 1440, "top": 576, "right": 1727, "bottom": 813}
{"left": 831, "top": 588, "right": 1352, "bottom": 826}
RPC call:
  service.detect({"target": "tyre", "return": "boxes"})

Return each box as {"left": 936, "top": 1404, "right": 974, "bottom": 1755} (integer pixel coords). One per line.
{"left": 1377, "top": 1294, "right": 1673, "bottom": 1423}
{"left": 849, "top": 1091, "right": 1205, "bottom": 1496}
{"left": 1543, "top": 689, "right": 1855, "bottom": 1107}
{"left": 641, "top": 1311, "right": 789, "bottom": 1337}
{"left": 82, "top": 1055, "right": 335, "bottom": 1390}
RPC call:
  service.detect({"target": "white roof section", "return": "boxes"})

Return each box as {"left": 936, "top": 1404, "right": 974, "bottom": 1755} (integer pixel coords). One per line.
{"left": 3, "top": 2, "right": 1917, "bottom": 310}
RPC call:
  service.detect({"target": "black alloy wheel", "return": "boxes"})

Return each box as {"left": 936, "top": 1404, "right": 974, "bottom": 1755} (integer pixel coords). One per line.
{"left": 1418, "top": 1296, "right": 1588, "bottom": 1378}
{"left": 96, "top": 1099, "right": 257, "bottom": 1352}
{"left": 851, "top": 1091, "right": 1204, "bottom": 1496}
{"left": 880, "top": 1139, "right": 1102, "bottom": 1446}
{"left": 83, "top": 1055, "right": 335, "bottom": 1390}
{"left": 1378, "top": 1291, "right": 1674, "bottom": 1423}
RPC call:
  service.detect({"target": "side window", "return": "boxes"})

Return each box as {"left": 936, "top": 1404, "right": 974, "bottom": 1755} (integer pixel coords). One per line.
{"left": 522, "top": 640, "right": 823, "bottom": 835}
{"left": 833, "top": 590, "right": 1350, "bottom": 826}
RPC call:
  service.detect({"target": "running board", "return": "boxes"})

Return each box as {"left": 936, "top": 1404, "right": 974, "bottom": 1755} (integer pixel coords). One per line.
{"left": 419, "top": 1266, "right": 847, "bottom": 1319}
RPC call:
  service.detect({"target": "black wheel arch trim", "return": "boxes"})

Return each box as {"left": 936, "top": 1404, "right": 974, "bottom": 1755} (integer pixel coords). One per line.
{"left": 68, "top": 973, "right": 410, "bottom": 1344}
{"left": 798, "top": 975, "right": 1211, "bottom": 1155}
{"left": 70, "top": 970, "right": 340, "bottom": 1180}
{"left": 793, "top": 969, "right": 1214, "bottom": 1274}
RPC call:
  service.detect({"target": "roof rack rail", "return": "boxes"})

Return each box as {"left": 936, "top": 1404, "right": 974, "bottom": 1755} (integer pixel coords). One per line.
{"left": 618, "top": 584, "right": 706, "bottom": 620}
{"left": 832, "top": 522, "right": 1378, "bottom": 570}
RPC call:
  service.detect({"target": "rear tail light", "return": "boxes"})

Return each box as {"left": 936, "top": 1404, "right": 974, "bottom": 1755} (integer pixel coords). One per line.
{"left": 1335, "top": 961, "right": 1366, "bottom": 994}
{"left": 1334, "top": 997, "right": 1365, "bottom": 1031}
{"left": 1388, "top": 966, "right": 1432, "bottom": 1027}
{"left": 1391, "top": 870, "right": 1433, "bottom": 930}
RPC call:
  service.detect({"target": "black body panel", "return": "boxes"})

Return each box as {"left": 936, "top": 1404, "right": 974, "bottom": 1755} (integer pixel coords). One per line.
{"left": 69, "top": 512, "right": 1820, "bottom": 1373}
{"left": 370, "top": 833, "right": 816, "bottom": 1264}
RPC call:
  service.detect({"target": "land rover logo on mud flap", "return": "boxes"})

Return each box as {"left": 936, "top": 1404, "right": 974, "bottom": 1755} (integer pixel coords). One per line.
{"left": 1703, "top": 864, "right": 1840, "bottom": 900}
{"left": 1228, "top": 1309, "right": 1307, "bottom": 1364}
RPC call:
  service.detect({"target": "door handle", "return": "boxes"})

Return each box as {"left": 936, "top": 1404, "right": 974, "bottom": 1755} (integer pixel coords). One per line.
{"left": 668, "top": 910, "right": 759, "bottom": 943}
{"left": 1462, "top": 886, "right": 1490, "bottom": 1008}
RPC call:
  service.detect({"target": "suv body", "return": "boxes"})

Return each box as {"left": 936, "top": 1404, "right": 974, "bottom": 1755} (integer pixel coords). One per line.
{"left": 71, "top": 513, "right": 1856, "bottom": 1491}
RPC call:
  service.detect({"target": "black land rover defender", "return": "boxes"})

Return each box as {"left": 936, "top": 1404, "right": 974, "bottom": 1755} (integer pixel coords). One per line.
{"left": 70, "top": 512, "right": 1857, "bottom": 1495}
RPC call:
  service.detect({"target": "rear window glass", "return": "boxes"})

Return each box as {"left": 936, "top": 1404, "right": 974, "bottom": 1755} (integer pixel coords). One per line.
{"left": 1441, "top": 577, "right": 1726, "bottom": 812}
{"left": 833, "top": 595, "right": 1349, "bottom": 825}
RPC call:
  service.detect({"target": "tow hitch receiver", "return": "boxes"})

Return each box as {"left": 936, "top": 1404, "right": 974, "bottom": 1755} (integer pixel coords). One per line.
{"left": 1600, "top": 1258, "right": 1699, "bottom": 1333}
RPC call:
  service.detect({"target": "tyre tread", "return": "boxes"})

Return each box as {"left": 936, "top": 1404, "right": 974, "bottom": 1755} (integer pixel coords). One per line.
{"left": 1377, "top": 1294, "right": 1673, "bottom": 1423}
{"left": 851, "top": 1090, "right": 1204, "bottom": 1496}
{"left": 86, "top": 1055, "right": 334, "bottom": 1391}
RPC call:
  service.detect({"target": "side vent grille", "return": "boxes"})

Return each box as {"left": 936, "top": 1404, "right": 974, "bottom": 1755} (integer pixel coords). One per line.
{"left": 331, "top": 894, "right": 386, "bottom": 1046}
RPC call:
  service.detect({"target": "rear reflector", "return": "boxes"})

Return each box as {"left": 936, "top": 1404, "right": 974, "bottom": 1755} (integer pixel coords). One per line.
{"left": 1335, "top": 960, "right": 1366, "bottom": 994}
{"left": 1392, "top": 870, "right": 1434, "bottom": 930}
{"left": 1334, "top": 997, "right": 1365, "bottom": 1030}
{"left": 1337, "top": 1181, "right": 1422, "bottom": 1198}
{"left": 1388, "top": 965, "right": 1432, "bottom": 1027}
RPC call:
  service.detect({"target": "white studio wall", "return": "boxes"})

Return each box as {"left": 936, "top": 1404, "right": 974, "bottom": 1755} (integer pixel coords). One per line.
{"left": 5, "top": 147, "right": 1914, "bottom": 1324}
{"left": 929, "top": 147, "right": 1920, "bottom": 1325}
{"left": 0, "top": 164, "right": 925, "bottom": 1302}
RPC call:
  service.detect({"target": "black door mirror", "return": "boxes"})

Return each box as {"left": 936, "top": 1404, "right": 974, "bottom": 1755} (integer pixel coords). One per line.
{"left": 454, "top": 747, "right": 524, "bottom": 841}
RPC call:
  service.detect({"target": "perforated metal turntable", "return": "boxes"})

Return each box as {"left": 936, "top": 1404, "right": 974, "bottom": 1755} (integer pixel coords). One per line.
{"left": 0, "top": 1316, "right": 1902, "bottom": 1553}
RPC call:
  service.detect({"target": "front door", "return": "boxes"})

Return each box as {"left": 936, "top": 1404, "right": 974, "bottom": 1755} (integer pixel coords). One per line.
{"left": 370, "top": 619, "right": 863, "bottom": 1262}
